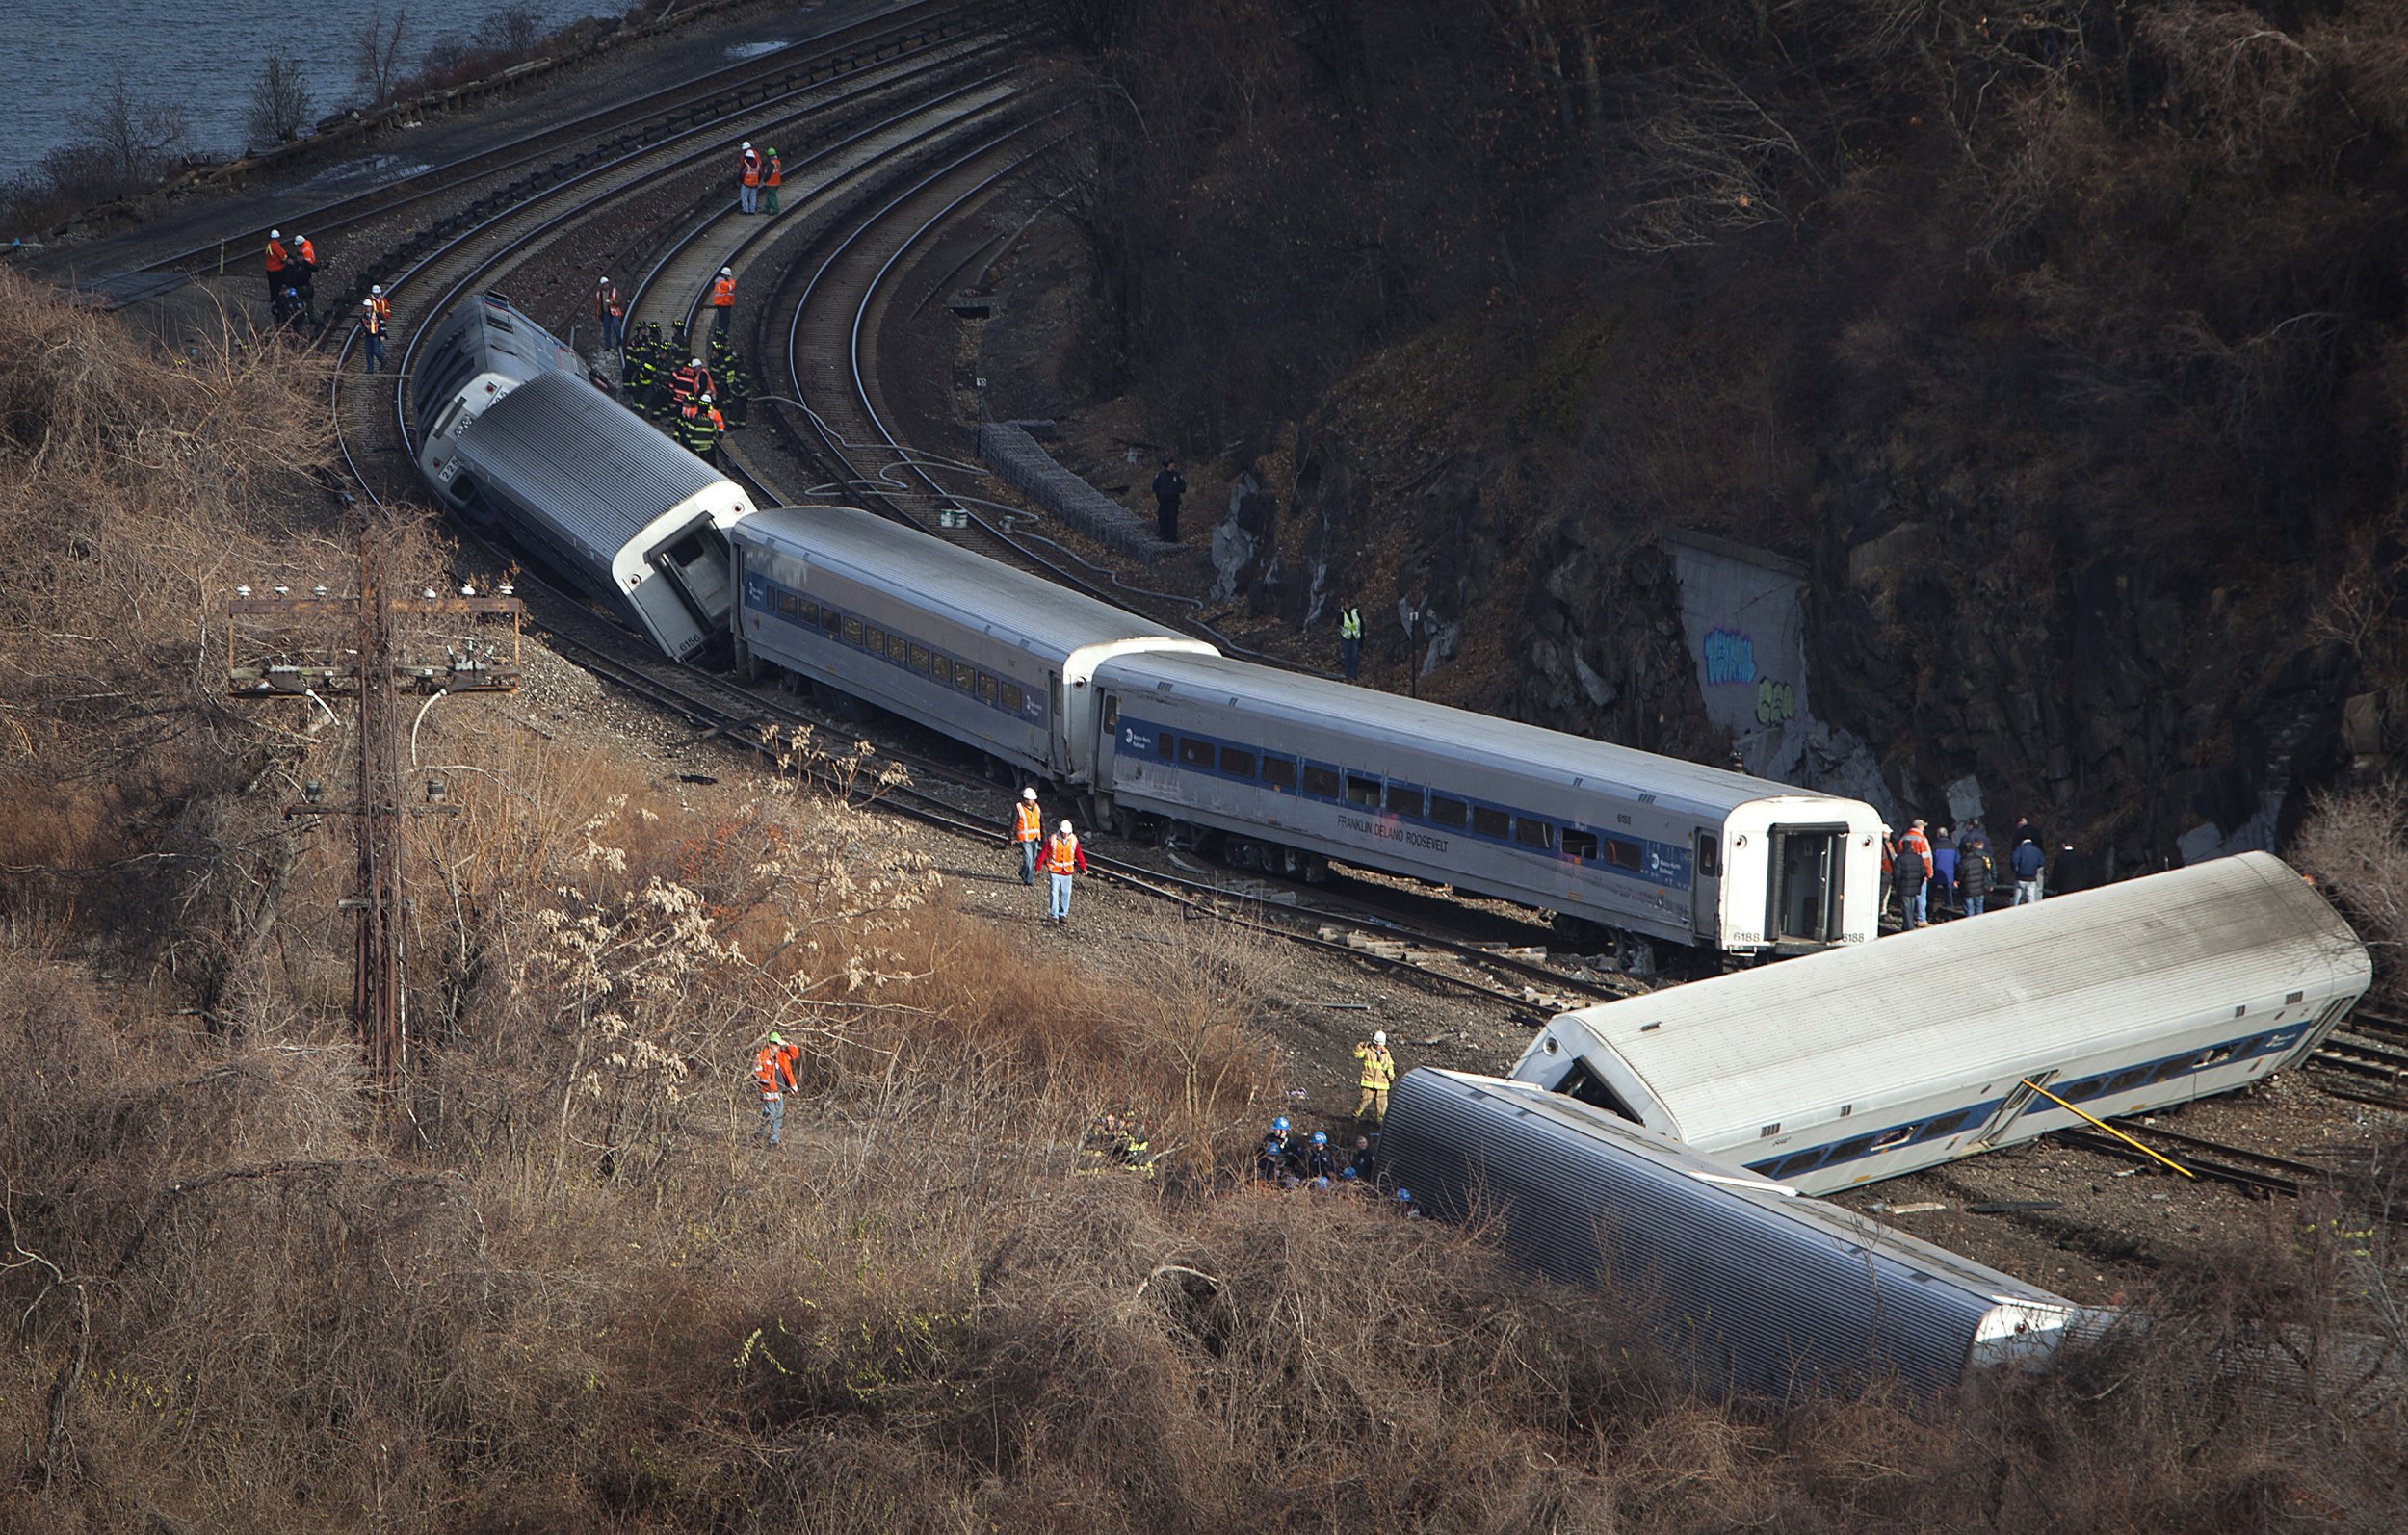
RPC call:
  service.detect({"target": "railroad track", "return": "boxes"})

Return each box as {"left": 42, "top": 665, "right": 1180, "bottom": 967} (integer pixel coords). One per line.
{"left": 2053, "top": 1121, "right": 2324, "bottom": 1199}
{"left": 122, "top": 2, "right": 1010, "bottom": 303}
{"left": 2310, "top": 1008, "right": 2408, "bottom": 1108}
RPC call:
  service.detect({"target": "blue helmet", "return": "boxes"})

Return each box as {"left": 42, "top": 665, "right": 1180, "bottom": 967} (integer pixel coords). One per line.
{"left": 1339, "top": 1166, "right": 1358, "bottom": 1181}
{"left": 1312, "top": 1132, "right": 1327, "bottom": 1145}
{"left": 1396, "top": 1188, "right": 1413, "bottom": 1203}
{"left": 1271, "top": 1116, "right": 1290, "bottom": 1132}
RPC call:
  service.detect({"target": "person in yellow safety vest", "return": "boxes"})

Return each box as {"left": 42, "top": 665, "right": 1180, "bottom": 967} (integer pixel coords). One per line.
{"left": 762, "top": 147, "right": 783, "bottom": 215}
{"left": 1008, "top": 786, "right": 1045, "bottom": 886}
{"left": 1339, "top": 606, "right": 1363, "bottom": 680}
{"left": 710, "top": 266, "right": 737, "bottom": 340}
{"left": 1039, "top": 820, "right": 1087, "bottom": 924}
{"left": 738, "top": 140, "right": 762, "bottom": 213}
{"left": 752, "top": 1030, "right": 799, "bottom": 1146}
{"left": 1353, "top": 1028, "right": 1396, "bottom": 1123}
{"left": 358, "top": 298, "right": 386, "bottom": 374}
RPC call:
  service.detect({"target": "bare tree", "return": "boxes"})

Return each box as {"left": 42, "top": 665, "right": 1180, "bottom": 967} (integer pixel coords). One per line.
{"left": 354, "top": 4, "right": 413, "bottom": 106}
{"left": 2292, "top": 782, "right": 2408, "bottom": 1000}
{"left": 92, "top": 68, "right": 190, "bottom": 189}
{"left": 474, "top": 2, "right": 546, "bottom": 56}
{"left": 247, "top": 53, "right": 312, "bottom": 145}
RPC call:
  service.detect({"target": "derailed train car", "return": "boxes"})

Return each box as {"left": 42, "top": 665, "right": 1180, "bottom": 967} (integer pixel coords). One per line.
{"left": 1378, "top": 1069, "right": 2103, "bottom": 1398}
{"left": 1510, "top": 852, "right": 2371, "bottom": 1192}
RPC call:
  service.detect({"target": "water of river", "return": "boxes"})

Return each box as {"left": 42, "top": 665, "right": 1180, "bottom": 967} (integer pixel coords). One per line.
{"left": 0, "top": 1, "right": 615, "bottom": 184}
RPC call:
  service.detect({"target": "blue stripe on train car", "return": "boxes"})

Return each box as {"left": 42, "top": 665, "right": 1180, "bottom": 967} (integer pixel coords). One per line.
{"left": 744, "top": 573, "right": 1048, "bottom": 729}
{"left": 1741, "top": 1024, "right": 2307, "bottom": 1183}
{"left": 1115, "top": 713, "right": 1692, "bottom": 889}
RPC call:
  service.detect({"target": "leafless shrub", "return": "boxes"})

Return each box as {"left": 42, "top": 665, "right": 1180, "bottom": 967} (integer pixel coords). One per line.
{"left": 1605, "top": 65, "right": 1817, "bottom": 253}
{"left": 2139, "top": 4, "right": 2329, "bottom": 175}
{"left": 246, "top": 52, "right": 312, "bottom": 146}
{"left": 353, "top": 4, "right": 413, "bottom": 106}
{"left": 90, "top": 68, "right": 190, "bottom": 190}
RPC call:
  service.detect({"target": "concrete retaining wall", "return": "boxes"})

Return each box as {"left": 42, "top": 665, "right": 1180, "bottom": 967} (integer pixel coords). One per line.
{"left": 976, "top": 422, "right": 1172, "bottom": 563}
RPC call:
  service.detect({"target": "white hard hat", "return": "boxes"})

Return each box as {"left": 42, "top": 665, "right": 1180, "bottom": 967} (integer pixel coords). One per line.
{"left": 1021, "top": 787, "right": 1036, "bottom": 801}
{"left": 599, "top": 274, "right": 610, "bottom": 283}
{"left": 370, "top": 283, "right": 382, "bottom": 295}
{"left": 691, "top": 357, "right": 702, "bottom": 367}
{"left": 269, "top": 228, "right": 279, "bottom": 239}
{"left": 362, "top": 298, "right": 374, "bottom": 308}
{"left": 1374, "top": 1030, "right": 1386, "bottom": 1046}
{"left": 720, "top": 266, "right": 732, "bottom": 277}
{"left": 700, "top": 392, "right": 714, "bottom": 402}
{"left": 741, "top": 141, "right": 751, "bottom": 150}
{"left": 1059, "top": 820, "right": 1072, "bottom": 835}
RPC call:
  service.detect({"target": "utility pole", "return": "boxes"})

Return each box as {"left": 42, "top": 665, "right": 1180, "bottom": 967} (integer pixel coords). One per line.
{"left": 225, "top": 521, "right": 524, "bottom": 1088}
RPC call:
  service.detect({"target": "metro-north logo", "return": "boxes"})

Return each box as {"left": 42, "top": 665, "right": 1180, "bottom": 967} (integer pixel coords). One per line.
{"left": 1121, "top": 727, "right": 1153, "bottom": 754}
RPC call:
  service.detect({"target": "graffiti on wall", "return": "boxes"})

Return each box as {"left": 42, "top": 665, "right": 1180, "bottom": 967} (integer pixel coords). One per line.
{"left": 1703, "top": 627, "right": 1756, "bottom": 687}
{"left": 1756, "top": 677, "right": 1796, "bottom": 724}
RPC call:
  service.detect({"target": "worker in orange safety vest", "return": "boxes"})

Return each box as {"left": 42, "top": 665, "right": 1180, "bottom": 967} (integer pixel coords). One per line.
{"left": 738, "top": 140, "right": 762, "bottom": 213}
{"left": 292, "top": 233, "right": 319, "bottom": 322}
{"left": 1007, "top": 787, "right": 1045, "bottom": 886}
{"left": 709, "top": 266, "right": 736, "bottom": 339}
{"left": 1039, "top": 820, "right": 1087, "bottom": 924}
{"left": 762, "top": 146, "right": 784, "bottom": 215}
{"left": 752, "top": 1030, "right": 799, "bottom": 1146}
{"left": 262, "top": 229, "right": 288, "bottom": 301}
{"left": 595, "top": 275, "right": 624, "bottom": 353}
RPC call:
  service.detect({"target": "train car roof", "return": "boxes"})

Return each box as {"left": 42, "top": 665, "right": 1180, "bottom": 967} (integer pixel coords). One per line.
{"left": 1520, "top": 851, "right": 2371, "bottom": 1146}
{"left": 411, "top": 293, "right": 583, "bottom": 424}
{"left": 1090, "top": 649, "right": 1864, "bottom": 821}
{"left": 1380, "top": 1069, "right": 2091, "bottom": 1396}
{"left": 450, "top": 372, "right": 739, "bottom": 571}
{"left": 736, "top": 506, "right": 1217, "bottom": 662}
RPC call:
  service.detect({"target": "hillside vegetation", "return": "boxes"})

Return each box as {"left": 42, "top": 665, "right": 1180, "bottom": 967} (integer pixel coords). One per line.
{"left": 0, "top": 252, "right": 2403, "bottom": 1525}
{"left": 1070, "top": 0, "right": 2408, "bottom": 866}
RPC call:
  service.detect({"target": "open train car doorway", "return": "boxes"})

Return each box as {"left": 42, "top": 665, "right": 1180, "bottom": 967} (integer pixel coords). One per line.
{"left": 1767, "top": 822, "right": 1847, "bottom": 950}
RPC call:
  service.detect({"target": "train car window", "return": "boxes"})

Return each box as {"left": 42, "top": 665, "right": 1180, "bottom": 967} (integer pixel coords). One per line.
{"left": 1218, "top": 746, "right": 1256, "bottom": 778}
{"left": 2104, "top": 1066, "right": 2151, "bottom": 1096}
{"left": 1560, "top": 829, "right": 1598, "bottom": 860}
{"left": 1345, "top": 774, "right": 1381, "bottom": 808}
{"left": 1770, "top": 1149, "right": 1827, "bottom": 1179}
{"left": 1002, "top": 681, "right": 1025, "bottom": 712}
{"left": 1101, "top": 695, "right": 1118, "bottom": 730}
{"left": 1514, "top": 818, "right": 1555, "bottom": 850}
{"left": 1156, "top": 732, "right": 1176, "bottom": 760}
{"left": 1429, "top": 795, "right": 1468, "bottom": 829}
{"left": 953, "top": 661, "right": 975, "bottom": 690}
{"left": 801, "top": 602, "right": 822, "bottom": 628}
{"left": 924, "top": 648, "right": 943, "bottom": 677}
{"left": 1828, "top": 1133, "right": 1877, "bottom": 1165}
{"left": 1921, "top": 1109, "right": 1975, "bottom": 1138}
{"left": 1386, "top": 785, "right": 1424, "bottom": 818}
{"left": 1303, "top": 765, "right": 1339, "bottom": 797}
{"left": 864, "top": 626, "right": 886, "bottom": 657}
{"left": 1472, "top": 805, "right": 1509, "bottom": 838}
{"left": 1605, "top": 836, "right": 1643, "bottom": 872}
{"left": 1698, "top": 837, "right": 1720, "bottom": 876}
{"left": 843, "top": 617, "right": 863, "bottom": 645}
{"left": 1872, "top": 1126, "right": 1915, "bottom": 1152}
{"left": 1178, "top": 738, "right": 1215, "bottom": 768}
{"left": 1262, "top": 756, "right": 1297, "bottom": 791}
{"left": 2143, "top": 1056, "right": 2190, "bottom": 1084}
{"left": 977, "top": 672, "right": 999, "bottom": 706}
{"left": 908, "top": 643, "right": 929, "bottom": 671}
{"left": 822, "top": 607, "right": 842, "bottom": 635}
{"left": 776, "top": 592, "right": 802, "bottom": 620}
{"left": 2194, "top": 1046, "right": 2235, "bottom": 1069}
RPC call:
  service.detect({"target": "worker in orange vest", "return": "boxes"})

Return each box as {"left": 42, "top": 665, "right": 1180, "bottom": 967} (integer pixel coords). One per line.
{"left": 762, "top": 146, "right": 783, "bottom": 215}
{"left": 752, "top": 1030, "right": 799, "bottom": 1146}
{"left": 262, "top": 229, "right": 288, "bottom": 302}
{"left": 292, "top": 233, "right": 318, "bottom": 322}
{"left": 358, "top": 297, "right": 386, "bottom": 374}
{"left": 709, "top": 266, "right": 736, "bottom": 340}
{"left": 737, "top": 140, "right": 762, "bottom": 213}
{"left": 1007, "top": 787, "right": 1045, "bottom": 886}
{"left": 1040, "top": 820, "right": 1087, "bottom": 924}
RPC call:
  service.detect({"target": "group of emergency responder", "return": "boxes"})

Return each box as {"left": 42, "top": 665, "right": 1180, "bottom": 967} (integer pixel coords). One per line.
{"left": 265, "top": 230, "right": 396, "bottom": 366}
{"left": 609, "top": 298, "right": 756, "bottom": 464}
{"left": 736, "top": 142, "right": 784, "bottom": 215}
{"left": 1006, "top": 787, "right": 1089, "bottom": 924}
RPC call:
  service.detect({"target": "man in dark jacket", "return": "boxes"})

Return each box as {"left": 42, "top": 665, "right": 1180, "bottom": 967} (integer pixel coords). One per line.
{"left": 2011, "top": 836, "right": 2045, "bottom": 905}
{"left": 1956, "top": 827, "right": 1995, "bottom": 916}
{"left": 2051, "top": 843, "right": 2091, "bottom": 898}
{"left": 1152, "top": 458, "right": 1187, "bottom": 543}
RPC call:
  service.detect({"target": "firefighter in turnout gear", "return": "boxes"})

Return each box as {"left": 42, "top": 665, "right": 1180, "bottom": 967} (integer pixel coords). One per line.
{"left": 679, "top": 393, "right": 724, "bottom": 460}
{"left": 752, "top": 1031, "right": 799, "bottom": 1146}
{"left": 1353, "top": 1029, "right": 1396, "bottom": 1124}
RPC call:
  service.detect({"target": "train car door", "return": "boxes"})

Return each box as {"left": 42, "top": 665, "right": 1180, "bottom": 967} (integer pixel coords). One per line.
{"left": 1047, "top": 670, "right": 1066, "bottom": 778}
{"left": 1764, "top": 822, "right": 1845, "bottom": 947}
{"left": 1971, "top": 1069, "right": 2059, "bottom": 1149}
{"left": 1691, "top": 828, "right": 1721, "bottom": 943}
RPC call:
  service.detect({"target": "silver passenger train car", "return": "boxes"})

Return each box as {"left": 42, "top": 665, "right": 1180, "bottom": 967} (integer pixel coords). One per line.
{"left": 410, "top": 299, "right": 753, "bottom": 662}
{"left": 1509, "top": 851, "right": 2371, "bottom": 1193}
{"left": 1087, "top": 651, "right": 1884, "bottom": 956}
{"left": 1380, "top": 1069, "right": 2098, "bottom": 1398}
{"left": 729, "top": 507, "right": 1215, "bottom": 786}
